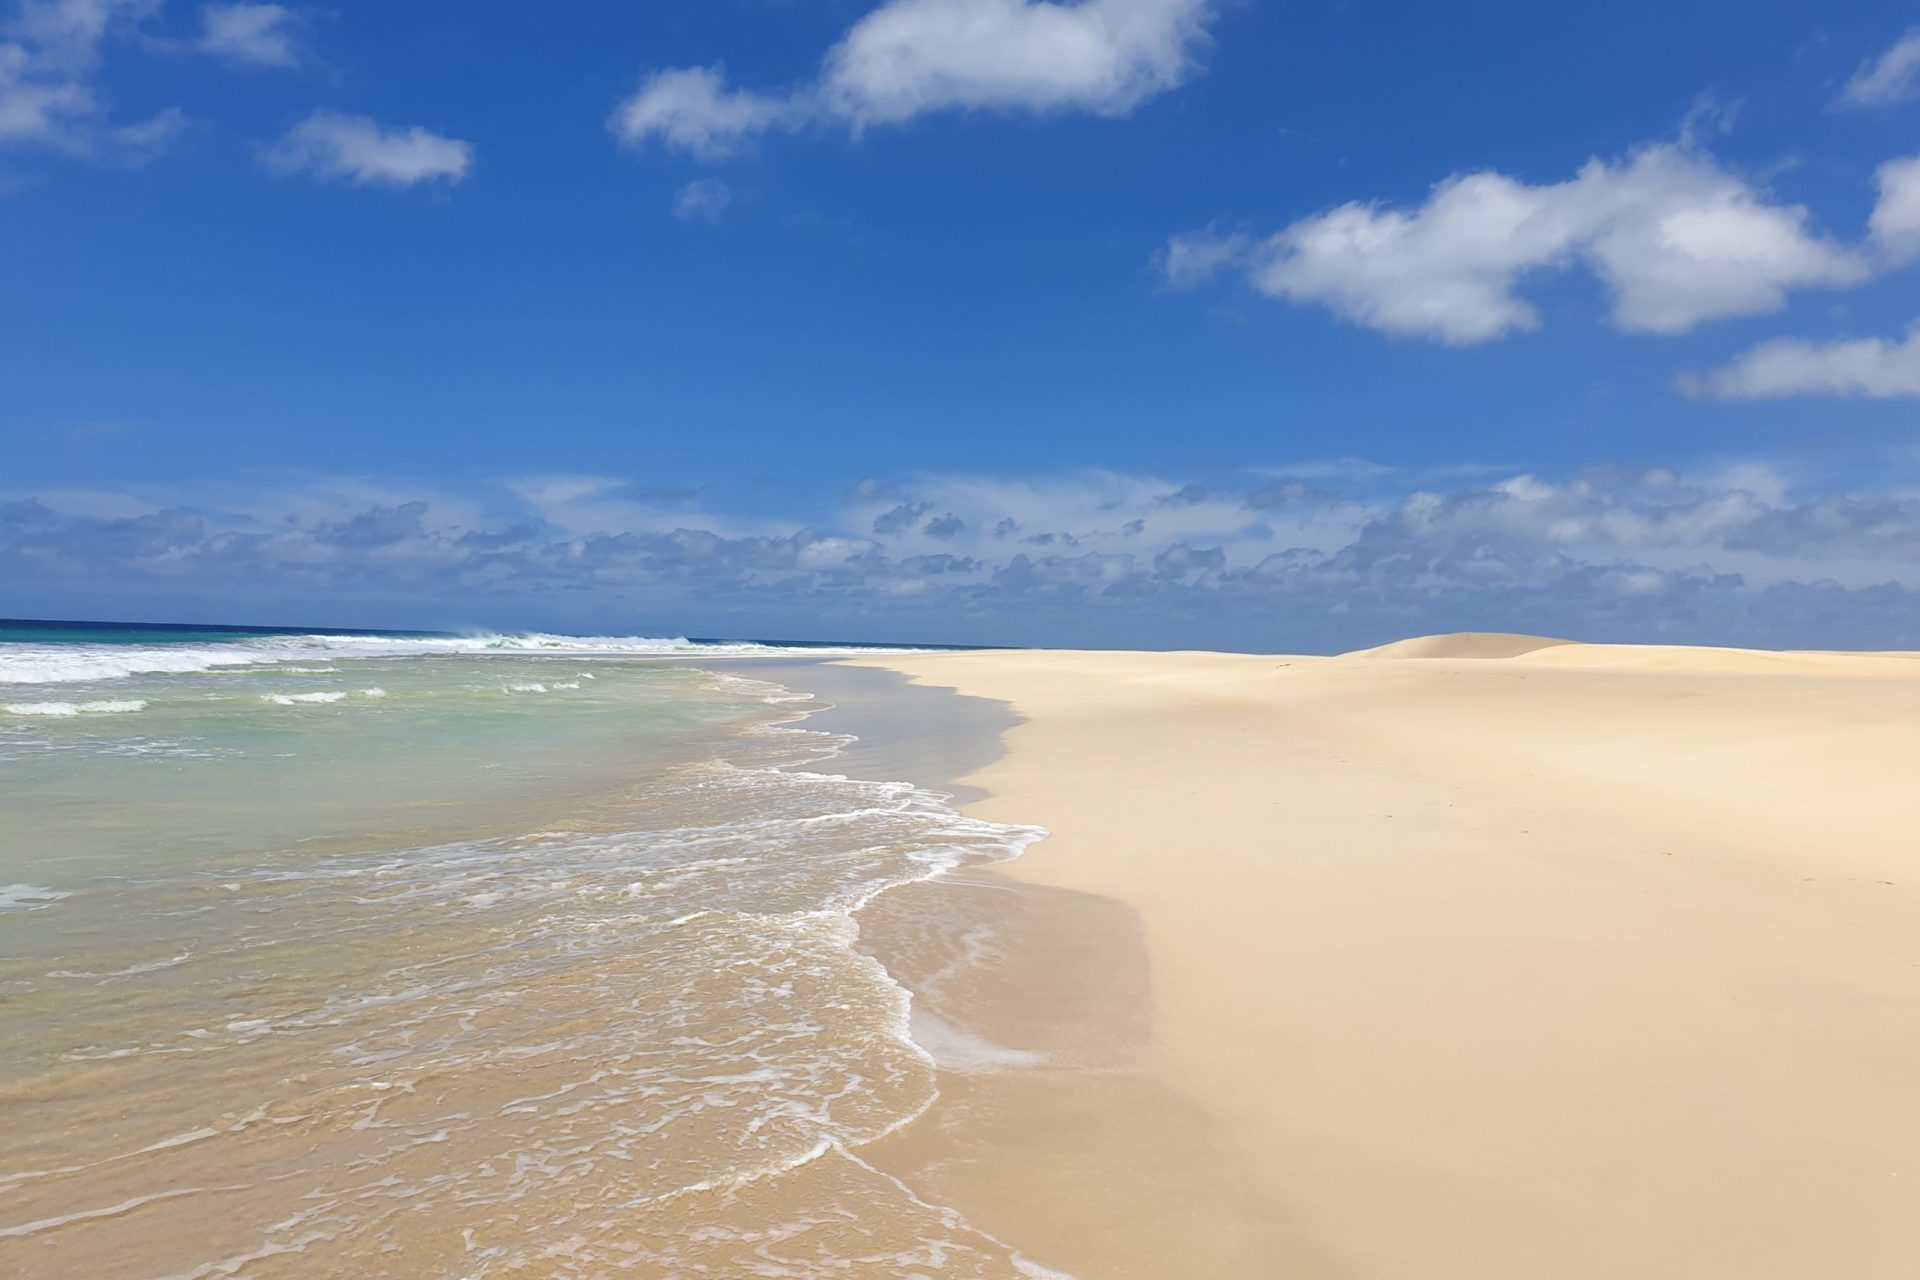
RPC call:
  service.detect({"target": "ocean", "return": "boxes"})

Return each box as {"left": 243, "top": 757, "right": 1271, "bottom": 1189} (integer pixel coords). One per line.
{"left": 0, "top": 621, "right": 1062, "bottom": 1277}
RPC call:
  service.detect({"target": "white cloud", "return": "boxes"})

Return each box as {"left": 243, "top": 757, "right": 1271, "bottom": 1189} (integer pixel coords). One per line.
{"left": 673, "top": 176, "right": 732, "bottom": 222}
{"left": 1680, "top": 328, "right": 1920, "bottom": 401}
{"left": 105, "top": 99, "right": 182, "bottom": 156}
{"left": 1839, "top": 27, "right": 1920, "bottom": 109}
{"left": 197, "top": 3, "right": 298, "bottom": 68}
{"left": 844, "top": 468, "right": 1371, "bottom": 569}
{"left": 1574, "top": 149, "right": 1867, "bottom": 334}
{"left": 610, "top": 0, "right": 1213, "bottom": 156}
{"left": 265, "top": 110, "right": 472, "bottom": 186}
{"left": 1685, "top": 153, "right": 1920, "bottom": 404}
{"left": 1870, "top": 154, "right": 1920, "bottom": 262}
{"left": 7, "top": 0, "right": 129, "bottom": 71}
{"left": 0, "top": 39, "right": 91, "bottom": 143}
{"left": 1243, "top": 169, "right": 1566, "bottom": 344}
{"left": 0, "top": 2, "right": 305, "bottom": 156}
{"left": 820, "top": 0, "right": 1212, "bottom": 126}
{"left": 0, "top": 0, "right": 179, "bottom": 155}
{"left": 506, "top": 475, "right": 793, "bottom": 541}
{"left": 609, "top": 66, "right": 790, "bottom": 159}
{"left": 1167, "top": 143, "right": 1870, "bottom": 345}
{"left": 1159, "top": 226, "right": 1249, "bottom": 289}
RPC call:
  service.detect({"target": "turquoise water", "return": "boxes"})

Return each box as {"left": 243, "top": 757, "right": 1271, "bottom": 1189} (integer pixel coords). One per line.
{"left": 0, "top": 623, "right": 1056, "bottom": 1277}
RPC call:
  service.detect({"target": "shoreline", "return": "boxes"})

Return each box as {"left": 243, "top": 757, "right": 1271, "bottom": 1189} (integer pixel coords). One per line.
{"left": 841, "top": 642, "right": 1920, "bottom": 1279}
{"left": 745, "top": 659, "right": 1292, "bottom": 1276}
{"left": 0, "top": 654, "right": 1075, "bottom": 1278}
{"left": 711, "top": 660, "right": 1115, "bottom": 1275}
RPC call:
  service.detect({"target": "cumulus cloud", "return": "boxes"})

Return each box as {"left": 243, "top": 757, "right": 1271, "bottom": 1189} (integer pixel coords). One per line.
{"left": 821, "top": 0, "right": 1211, "bottom": 125}
{"left": 1679, "top": 327, "right": 1920, "bottom": 400}
{"left": 13, "top": 461, "right": 1920, "bottom": 649}
{"left": 1669, "top": 155, "right": 1920, "bottom": 401}
{"left": 196, "top": 3, "right": 299, "bottom": 68}
{"left": 672, "top": 176, "right": 732, "bottom": 222}
{"left": 265, "top": 109, "right": 472, "bottom": 186}
{"left": 1839, "top": 27, "right": 1920, "bottom": 110}
{"left": 1165, "top": 142, "right": 1870, "bottom": 345}
{"left": 0, "top": 0, "right": 181, "bottom": 156}
{"left": 609, "top": 66, "right": 789, "bottom": 159}
{"left": 1870, "top": 154, "right": 1920, "bottom": 262}
{"left": 610, "top": 0, "right": 1213, "bottom": 156}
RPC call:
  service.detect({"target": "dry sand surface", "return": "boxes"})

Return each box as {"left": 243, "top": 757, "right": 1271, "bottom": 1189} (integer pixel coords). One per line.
{"left": 847, "top": 636, "right": 1920, "bottom": 1280}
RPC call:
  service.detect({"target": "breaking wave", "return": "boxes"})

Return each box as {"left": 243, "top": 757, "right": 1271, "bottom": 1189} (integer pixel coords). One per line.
{"left": 0, "top": 632, "right": 928, "bottom": 686}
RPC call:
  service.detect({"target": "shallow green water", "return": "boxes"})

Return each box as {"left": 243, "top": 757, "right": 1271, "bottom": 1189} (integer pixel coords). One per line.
{"left": 0, "top": 628, "right": 1056, "bottom": 1277}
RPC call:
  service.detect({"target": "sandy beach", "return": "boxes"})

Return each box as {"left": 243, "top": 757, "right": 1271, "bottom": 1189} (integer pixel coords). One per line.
{"left": 846, "top": 636, "right": 1920, "bottom": 1279}
{"left": 19, "top": 2, "right": 1920, "bottom": 1273}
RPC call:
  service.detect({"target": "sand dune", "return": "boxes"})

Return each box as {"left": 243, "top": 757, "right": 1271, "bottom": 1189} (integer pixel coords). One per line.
{"left": 1341, "top": 630, "right": 1574, "bottom": 659}
{"left": 1350, "top": 630, "right": 1920, "bottom": 674}
{"left": 851, "top": 641, "right": 1920, "bottom": 1280}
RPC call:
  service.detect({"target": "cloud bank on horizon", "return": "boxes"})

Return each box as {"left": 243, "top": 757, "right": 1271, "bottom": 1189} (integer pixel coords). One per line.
{"left": 13, "top": 457, "right": 1920, "bottom": 652}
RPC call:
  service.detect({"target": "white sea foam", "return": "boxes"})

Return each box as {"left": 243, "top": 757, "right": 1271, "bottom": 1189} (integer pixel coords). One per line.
{"left": 4, "top": 699, "right": 147, "bottom": 716}
{"left": 703, "top": 671, "right": 820, "bottom": 705}
{"left": 0, "top": 632, "right": 929, "bottom": 686}
{"left": 263, "top": 692, "right": 346, "bottom": 705}
{"left": 907, "top": 1011, "right": 1046, "bottom": 1073}
{"left": 0, "top": 883, "right": 70, "bottom": 912}
{"left": 49, "top": 953, "right": 192, "bottom": 980}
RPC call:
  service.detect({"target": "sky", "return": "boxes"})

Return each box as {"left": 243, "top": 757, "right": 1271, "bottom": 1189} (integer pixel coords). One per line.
{"left": 5, "top": 0, "right": 1920, "bottom": 651}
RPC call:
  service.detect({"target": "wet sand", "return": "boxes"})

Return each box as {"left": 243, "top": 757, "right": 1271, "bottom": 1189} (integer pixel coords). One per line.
{"left": 764, "top": 659, "right": 1303, "bottom": 1277}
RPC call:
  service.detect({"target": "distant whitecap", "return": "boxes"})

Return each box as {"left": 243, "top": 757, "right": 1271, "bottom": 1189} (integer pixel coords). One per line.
{"left": 4, "top": 699, "right": 147, "bottom": 717}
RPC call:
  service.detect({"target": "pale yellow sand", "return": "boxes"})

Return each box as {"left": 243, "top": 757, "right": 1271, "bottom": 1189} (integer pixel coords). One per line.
{"left": 849, "top": 637, "right": 1920, "bottom": 1280}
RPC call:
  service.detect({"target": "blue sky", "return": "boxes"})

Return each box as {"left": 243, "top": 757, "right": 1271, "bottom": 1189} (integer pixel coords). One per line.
{"left": 6, "top": 0, "right": 1920, "bottom": 650}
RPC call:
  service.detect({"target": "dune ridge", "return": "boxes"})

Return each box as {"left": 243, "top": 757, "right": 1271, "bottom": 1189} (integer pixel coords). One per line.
{"left": 1340, "top": 630, "right": 1574, "bottom": 659}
